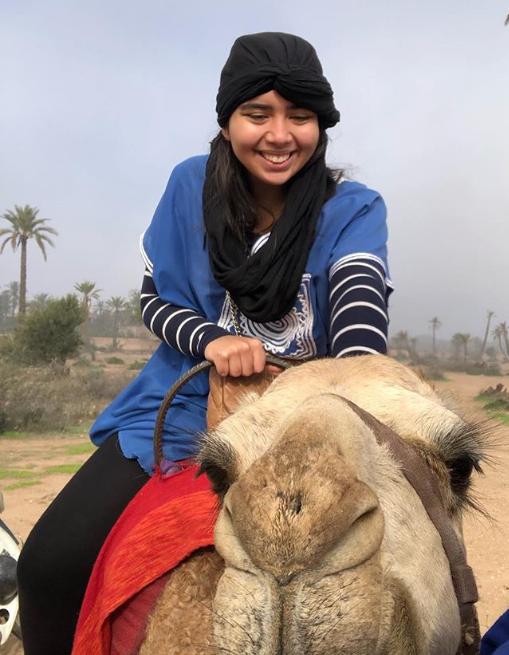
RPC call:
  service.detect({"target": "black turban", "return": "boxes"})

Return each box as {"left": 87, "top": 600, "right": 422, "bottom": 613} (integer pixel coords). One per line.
{"left": 204, "top": 32, "right": 340, "bottom": 323}
{"left": 216, "top": 32, "right": 340, "bottom": 128}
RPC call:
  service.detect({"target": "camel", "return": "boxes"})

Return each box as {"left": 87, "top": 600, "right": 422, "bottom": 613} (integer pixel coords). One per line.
{"left": 139, "top": 355, "right": 487, "bottom": 655}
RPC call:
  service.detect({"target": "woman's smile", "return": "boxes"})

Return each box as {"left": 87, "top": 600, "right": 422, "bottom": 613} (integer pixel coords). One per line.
{"left": 222, "top": 90, "right": 319, "bottom": 193}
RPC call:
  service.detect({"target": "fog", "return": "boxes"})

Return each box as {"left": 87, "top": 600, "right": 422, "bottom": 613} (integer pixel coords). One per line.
{"left": 1, "top": 0, "right": 508, "bottom": 340}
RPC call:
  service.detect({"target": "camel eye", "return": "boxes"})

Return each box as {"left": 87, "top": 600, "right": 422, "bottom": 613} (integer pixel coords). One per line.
{"left": 447, "top": 455, "right": 477, "bottom": 493}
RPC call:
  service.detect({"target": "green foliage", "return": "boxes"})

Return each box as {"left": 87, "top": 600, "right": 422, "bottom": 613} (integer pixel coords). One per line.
{"left": 4, "top": 480, "right": 41, "bottom": 491}
{"left": 66, "top": 443, "right": 95, "bottom": 455}
{"left": 45, "top": 463, "right": 82, "bottom": 475}
{"left": 106, "top": 356, "right": 125, "bottom": 365}
{"left": 128, "top": 360, "right": 146, "bottom": 370}
{"left": 475, "top": 394, "right": 509, "bottom": 425}
{"left": 0, "top": 431, "right": 29, "bottom": 439}
{"left": 0, "top": 468, "right": 36, "bottom": 480}
{"left": 10, "top": 294, "right": 85, "bottom": 365}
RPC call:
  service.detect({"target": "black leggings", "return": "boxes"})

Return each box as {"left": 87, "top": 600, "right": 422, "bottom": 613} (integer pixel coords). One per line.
{"left": 17, "top": 435, "right": 149, "bottom": 655}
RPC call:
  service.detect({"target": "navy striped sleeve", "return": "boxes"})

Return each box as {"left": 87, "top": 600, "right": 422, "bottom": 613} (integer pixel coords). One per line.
{"left": 140, "top": 269, "right": 229, "bottom": 359}
{"left": 328, "top": 256, "right": 390, "bottom": 358}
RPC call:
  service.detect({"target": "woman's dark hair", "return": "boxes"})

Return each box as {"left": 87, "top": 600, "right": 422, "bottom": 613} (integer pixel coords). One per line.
{"left": 205, "top": 129, "right": 343, "bottom": 251}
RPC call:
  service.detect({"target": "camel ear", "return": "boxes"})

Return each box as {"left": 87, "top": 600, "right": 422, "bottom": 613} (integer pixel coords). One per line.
{"left": 197, "top": 436, "right": 238, "bottom": 502}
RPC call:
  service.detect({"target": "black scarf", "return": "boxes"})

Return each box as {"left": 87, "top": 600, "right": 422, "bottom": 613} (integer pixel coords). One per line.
{"left": 204, "top": 32, "right": 340, "bottom": 323}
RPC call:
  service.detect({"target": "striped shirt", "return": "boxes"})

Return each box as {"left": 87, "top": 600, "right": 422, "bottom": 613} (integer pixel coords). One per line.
{"left": 140, "top": 254, "right": 389, "bottom": 359}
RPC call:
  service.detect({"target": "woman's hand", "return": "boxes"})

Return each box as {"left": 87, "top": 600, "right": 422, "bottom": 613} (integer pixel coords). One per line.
{"left": 204, "top": 335, "right": 267, "bottom": 377}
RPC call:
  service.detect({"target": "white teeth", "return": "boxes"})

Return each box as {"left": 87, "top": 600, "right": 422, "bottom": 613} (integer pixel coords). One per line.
{"left": 263, "top": 153, "right": 291, "bottom": 163}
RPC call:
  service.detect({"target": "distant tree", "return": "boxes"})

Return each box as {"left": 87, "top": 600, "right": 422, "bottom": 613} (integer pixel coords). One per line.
{"left": 451, "top": 333, "right": 463, "bottom": 361}
{"left": 493, "top": 323, "right": 509, "bottom": 362}
{"left": 480, "top": 311, "right": 495, "bottom": 360}
{"left": 453, "top": 333, "right": 471, "bottom": 364}
{"left": 106, "top": 296, "right": 128, "bottom": 349}
{"left": 392, "top": 330, "right": 409, "bottom": 355}
{"left": 428, "top": 317, "right": 442, "bottom": 355}
{"left": 74, "top": 280, "right": 101, "bottom": 342}
{"left": 5, "top": 281, "right": 19, "bottom": 317}
{"left": 0, "top": 290, "right": 10, "bottom": 323}
{"left": 10, "top": 294, "right": 85, "bottom": 365}
{"left": 127, "top": 289, "right": 142, "bottom": 323}
{"left": 29, "top": 293, "right": 51, "bottom": 311}
{"left": 391, "top": 330, "right": 419, "bottom": 362}
{"left": 0, "top": 205, "right": 58, "bottom": 315}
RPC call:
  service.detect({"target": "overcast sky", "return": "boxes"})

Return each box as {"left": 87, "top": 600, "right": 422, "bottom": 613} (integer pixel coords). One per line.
{"left": 1, "top": 0, "right": 508, "bottom": 339}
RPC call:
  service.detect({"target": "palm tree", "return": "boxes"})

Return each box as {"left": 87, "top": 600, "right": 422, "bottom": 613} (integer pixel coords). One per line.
{"left": 29, "top": 293, "right": 51, "bottom": 311}
{"left": 428, "top": 317, "right": 441, "bottom": 356}
{"left": 74, "top": 280, "right": 101, "bottom": 342}
{"left": 106, "top": 296, "right": 127, "bottom": 350}
{"left": 493, "top": 323, "right": 509, "bottom": 362}
{"left": 456, "top": 333, "right": 471, "bottom": 365}
{"left": 480, "top": 311, "right": 495, "bottom": 360}
{"left": 127, "top": 288, "right": 142, "bottom": 323}
{"left": 5, "top": 281, "right": 19, "bottom": 318}
{"left": 0, "top": 205, "right": 58, "bottom": 315}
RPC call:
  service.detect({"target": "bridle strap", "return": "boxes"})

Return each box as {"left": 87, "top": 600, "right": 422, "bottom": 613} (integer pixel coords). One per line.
{"left": 346, "top": 401, "right": 480, "bottom": 655}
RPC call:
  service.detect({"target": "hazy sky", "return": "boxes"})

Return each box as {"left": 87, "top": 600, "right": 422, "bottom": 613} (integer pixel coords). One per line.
{"left": 1, "top": 0, "right": 508, "bottom": 339}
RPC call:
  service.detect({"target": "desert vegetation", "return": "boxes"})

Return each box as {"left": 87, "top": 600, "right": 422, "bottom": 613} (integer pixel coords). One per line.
{"left": 0, "top": 217, "right": 157, "bottom": 434}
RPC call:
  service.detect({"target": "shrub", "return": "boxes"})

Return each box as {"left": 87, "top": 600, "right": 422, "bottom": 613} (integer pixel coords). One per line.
{"left": 128, "top": 360, "right": 146, "bottom": 370}
{"left": 106, "top": 356, "right": 125, "bottom": 365}
{"left": 0, "top": 360, "right": 136, "bottom": 433}
{"left": 421, "top": 365, "right": 448, "bottom": 381}
{"left": 8, "top": 295, "right": 85, "bottom": 365}
{"left": 74, "top": 355, "right": 93, "bottom": 368}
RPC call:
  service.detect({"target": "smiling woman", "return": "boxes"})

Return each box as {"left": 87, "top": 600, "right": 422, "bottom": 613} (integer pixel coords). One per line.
{"left": 17, "top": 31, "right": 393, "bottom": 655}
{"left": 222, "top": 92, "right": 320, "bottom": 206}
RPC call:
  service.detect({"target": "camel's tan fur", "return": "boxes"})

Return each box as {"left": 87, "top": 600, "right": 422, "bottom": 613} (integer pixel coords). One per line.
{"left": 139, "top": 356, "right": 485, "bottom": 655}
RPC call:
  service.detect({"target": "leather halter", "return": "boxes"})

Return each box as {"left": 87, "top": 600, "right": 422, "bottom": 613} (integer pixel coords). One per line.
{"left": 153, "top": 359, "right": 480, "bottom": 655}
{"left": 345, "top": 401, "right": 480, "bottom": 655}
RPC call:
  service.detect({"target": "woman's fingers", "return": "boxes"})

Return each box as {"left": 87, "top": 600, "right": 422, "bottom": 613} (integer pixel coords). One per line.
{"left": 204, "top": 335, "right": 267, "bottom": 377}
{"left": 251, "top": 341, "right": 267, "bottom": 374}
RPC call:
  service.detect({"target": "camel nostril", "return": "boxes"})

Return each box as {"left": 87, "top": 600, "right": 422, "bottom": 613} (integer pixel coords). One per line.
{"left": 275, "top": 572, "right": 295, "bottom": 587}
{"left": 275, "top": 491, "right": 303, "bottom": 516}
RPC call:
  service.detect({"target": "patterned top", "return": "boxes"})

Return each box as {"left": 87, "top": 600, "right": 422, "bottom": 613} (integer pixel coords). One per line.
{"left": 90, "top": 155, "right": 393, "bottom": 474}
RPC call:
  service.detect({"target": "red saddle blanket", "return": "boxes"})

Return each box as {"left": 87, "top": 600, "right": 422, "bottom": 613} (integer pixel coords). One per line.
{"left": 71, "top": 464, "right": 218, "bottom": 655}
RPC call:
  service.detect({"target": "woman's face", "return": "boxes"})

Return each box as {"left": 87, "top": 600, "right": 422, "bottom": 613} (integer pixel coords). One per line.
{"left": 222, "top": 90, "right": 320, "bottom": 193}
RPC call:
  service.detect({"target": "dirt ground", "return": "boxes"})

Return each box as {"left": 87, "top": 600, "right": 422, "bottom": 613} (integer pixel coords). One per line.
{"left": 1, "top": 370, "right": 508, "bottom": 653}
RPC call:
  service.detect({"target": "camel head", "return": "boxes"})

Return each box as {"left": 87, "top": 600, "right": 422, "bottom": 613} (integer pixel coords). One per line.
{"left": 197, "top": 356, "right": 486, "bottom": 655}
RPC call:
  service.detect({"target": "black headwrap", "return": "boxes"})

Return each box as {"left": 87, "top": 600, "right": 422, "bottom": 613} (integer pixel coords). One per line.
{"left": 203, "top": 32, "right": 340, "bottom": 323}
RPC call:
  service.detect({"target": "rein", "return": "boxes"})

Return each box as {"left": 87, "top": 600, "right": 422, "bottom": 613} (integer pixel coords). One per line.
{"left": 153, "top": 355, "right": 293, "bottom": 467}
{"left": 153, "top": 361, "right": 480, "bottom": 655}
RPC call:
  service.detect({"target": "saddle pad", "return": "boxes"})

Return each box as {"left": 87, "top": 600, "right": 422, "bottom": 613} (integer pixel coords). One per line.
{"left": 71, "top": 465, "right": 217, "bottom": 655}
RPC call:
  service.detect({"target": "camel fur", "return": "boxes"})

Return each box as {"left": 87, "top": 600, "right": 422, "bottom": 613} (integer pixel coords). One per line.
{"left": 139, "top": 355, "right": 487, "bottom": 655}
